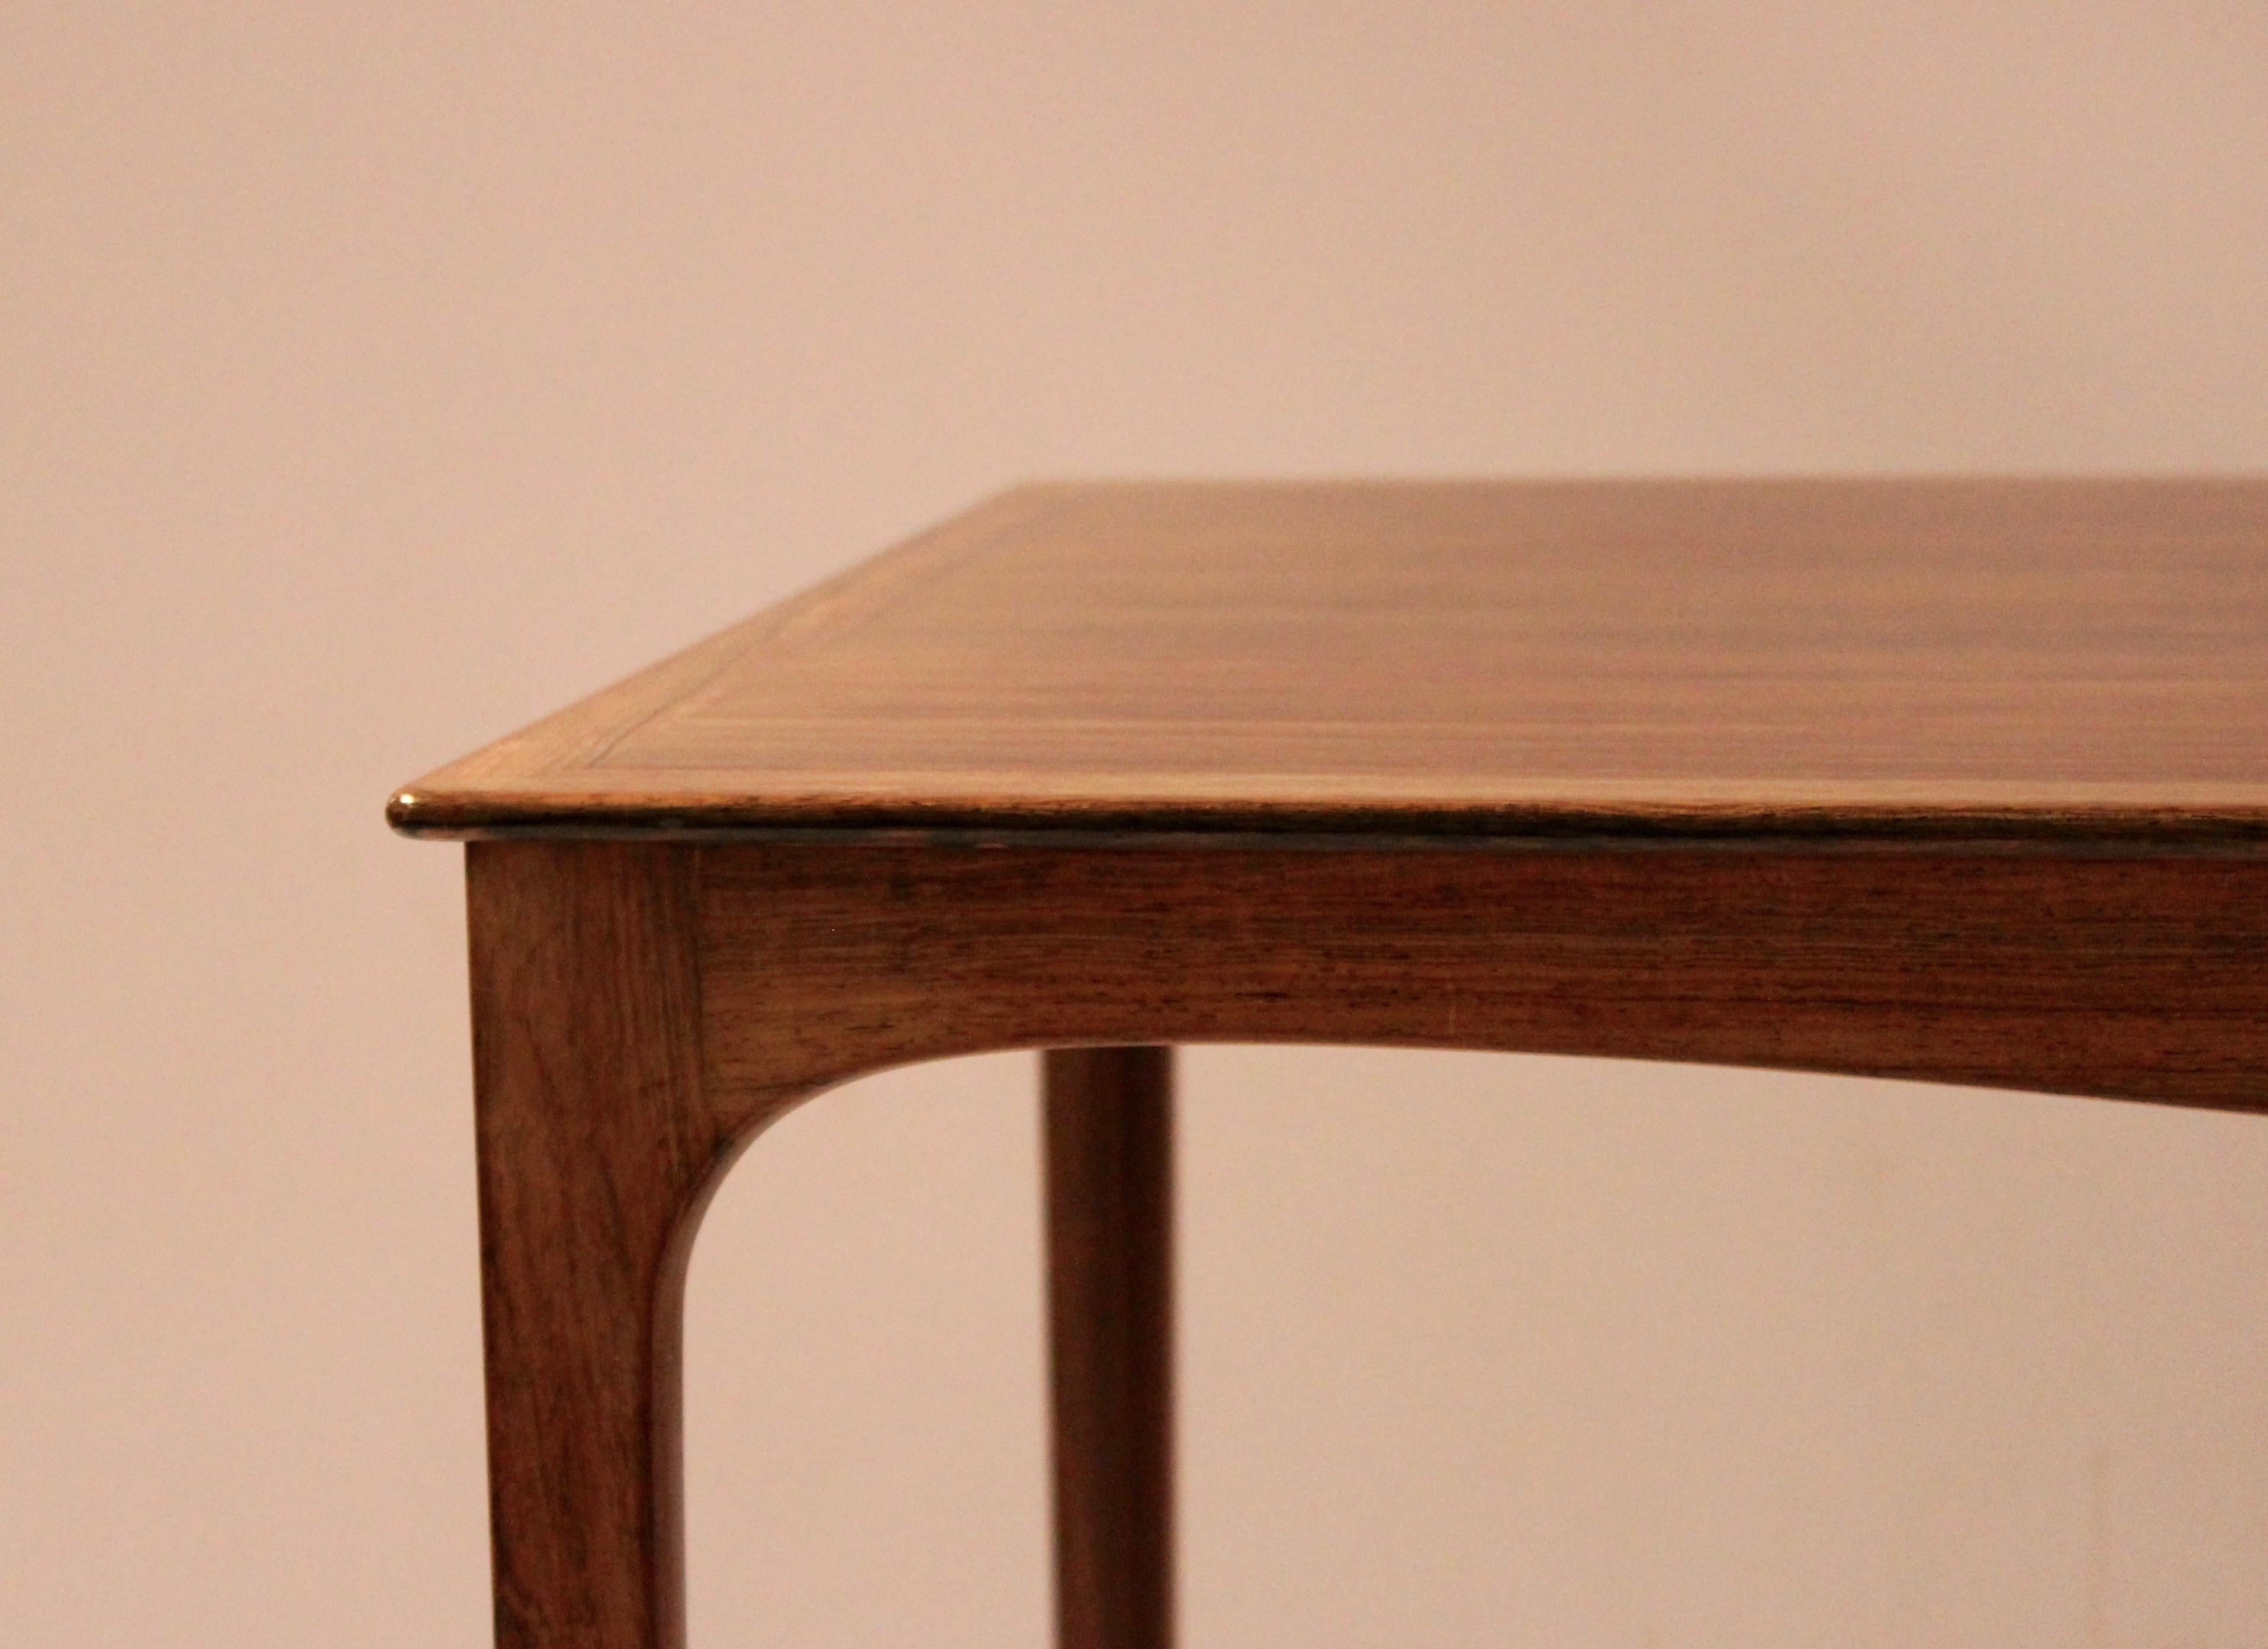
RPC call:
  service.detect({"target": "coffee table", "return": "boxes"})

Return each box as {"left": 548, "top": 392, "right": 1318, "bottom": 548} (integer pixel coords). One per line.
{"left": 391, "top": 479, "right": 2268, "bottom": 1649}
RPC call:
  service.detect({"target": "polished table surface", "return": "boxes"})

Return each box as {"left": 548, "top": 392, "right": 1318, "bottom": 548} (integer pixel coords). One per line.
{"left": 390, "top": 477, "right": 2268, "bottom": 848}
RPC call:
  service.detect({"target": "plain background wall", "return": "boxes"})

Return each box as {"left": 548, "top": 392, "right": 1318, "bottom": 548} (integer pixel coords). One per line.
{"left": 6, "top": 5, "right": 2267, "bottom": 1645}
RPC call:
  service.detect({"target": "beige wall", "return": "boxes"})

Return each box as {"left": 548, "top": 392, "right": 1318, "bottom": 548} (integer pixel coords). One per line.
{"left": 7, "top": 5, "right": 2267, "bottom": 1645}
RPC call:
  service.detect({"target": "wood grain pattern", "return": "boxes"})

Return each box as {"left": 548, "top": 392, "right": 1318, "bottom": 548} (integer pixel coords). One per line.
{"left": 1045, "top": 1048, "right": 1174, "bottom": 1649}
{"left": 456, "top": 829, "right": 2264, "bottom": 1649}
{"left": 424, "top": 484, "right": 2268, "bottom": 1647}
{"left": 393, "top": 479, "right": 2268, "bottom": 849}
{"left": 692, "top": 842, "right": 2268, "bottom": 1116}
{"left": 467, "top": 843, "right": 803, "bottom": 1649}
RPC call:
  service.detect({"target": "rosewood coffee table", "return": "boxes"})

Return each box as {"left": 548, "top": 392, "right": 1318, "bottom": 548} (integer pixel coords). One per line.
{"left": 391, "top": 480, "right": 2268, "bottom": 1649}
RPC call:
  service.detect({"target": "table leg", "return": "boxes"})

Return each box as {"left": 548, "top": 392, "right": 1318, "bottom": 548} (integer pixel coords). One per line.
{"left": 468, "top": 843, "right": 720, "bottom": 1649}
{"left": 1044, "top": 1046, "right": 1175, "bottom": 1649}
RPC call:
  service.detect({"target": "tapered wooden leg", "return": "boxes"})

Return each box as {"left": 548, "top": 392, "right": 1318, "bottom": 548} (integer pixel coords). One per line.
{"left": 1044, "top": 1046, "right": 1175, "bottom": 1649}
{"left": 468, "top": 843, "right": 727, "bottom": 1649}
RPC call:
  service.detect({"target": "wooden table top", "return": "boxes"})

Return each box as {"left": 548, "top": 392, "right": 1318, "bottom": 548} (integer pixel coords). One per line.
{"left": 389, "top": 478, "right": 2268, "bottom": 848}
